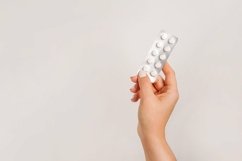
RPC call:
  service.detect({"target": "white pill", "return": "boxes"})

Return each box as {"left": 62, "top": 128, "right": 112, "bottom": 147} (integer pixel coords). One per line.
{"left": 159, "top": 54, "right": 166, "bottom": 60}
{"left": 142, "top": 65, "right": 150, "bottom": 72}
{"left": 156, "top": 41, "right": 163, "bottom": 48}
{"left": 160, "top": 33, "right": 168, "bottom": 40}
{"left": 155, "top": 62, "right": 162, "bottom": 68}
{"left": 147, "top": 58, "right": 154, "bottom": 64}
{"left": 163, "top": 46, "right": 171, "bottom": 52}
{"left": 150, "top": 70, "right": 157, "bottom": 77}
{"left": 151, "top": 50, "right": 158, "bottom": 56}
{"left": 168, "top": 37, "right": 176, "bottom": 44}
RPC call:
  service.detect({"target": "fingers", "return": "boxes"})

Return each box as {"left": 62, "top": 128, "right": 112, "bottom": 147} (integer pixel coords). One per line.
{"left": 162, "top": 62, "right": 177, "bottom": 90}
{"left": 130, "top": 63, "right": 178, "bottom": 101}
{"left": 130, "top": 73, "right": 164, "bottom": 101}
{"left": 130, "top": 75, "right": 140, "bottom": 102}
{"left": 131, "top": 92, "right": 140, "bottom": 102}
{"left": 137, "top": 71, "right": 154, "bottom": 98}
{"left": 130, "top": 82, "right": 158, "bottom": 93}
{"left": 130, "top": 74, "right": 164, "bottom": 91}
{"left": 130, "top": 83, "right": 139, "bottom": 93}
{"left": 153, "top": 75, "right": 164, "bottom": 91}
{"left": 130, "top": 75, "right": 138, "bottom": 83}
{"left": 130, "top": 74, "right": 163, "bottom": 94}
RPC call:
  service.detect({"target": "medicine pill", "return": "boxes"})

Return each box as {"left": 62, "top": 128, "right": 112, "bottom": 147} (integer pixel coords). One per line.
{"left": 160, "top": 33, "right": 168, "bottom": 40}
{"left": 139, "top": 30, "right": 178, "bottom": 83}
{"left": 156, "top": 41, "right": 163, "bottom": 48}
{"left": 147, "top": 58, "right": 154, "bottom": 64}
{"left": 155, "top": 62, "right": 162, "bottom": 68}
{"left": 142, "top": 65, "right": 150, "bottom": 72}
{"left": 168, "top": 37, "right": 176, "bottom": 44}
{"left": 151, "top": 50, "right": 158, "bottom": 56}
{"left": 163, "top": 46, "right": 171, "bottom": 52}
{"left": 150, "top": 70, "right": 157, "bottom": 77}
{"left": 159, "top": 54, "right": 166, "bottom": 60}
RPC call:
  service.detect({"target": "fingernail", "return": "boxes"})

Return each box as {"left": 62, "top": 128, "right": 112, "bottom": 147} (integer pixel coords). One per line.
{"left": 139, "top": 70, "right": 146, "bottom": 78}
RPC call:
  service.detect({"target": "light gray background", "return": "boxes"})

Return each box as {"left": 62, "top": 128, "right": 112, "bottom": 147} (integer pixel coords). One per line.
{"left": 0, "top": 0, "right": 242, "bottom": 161}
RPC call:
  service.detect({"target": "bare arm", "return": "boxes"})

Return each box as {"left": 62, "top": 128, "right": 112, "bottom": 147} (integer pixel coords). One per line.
{"left": 130, "top": 63, "right": 179, "bottom": 161}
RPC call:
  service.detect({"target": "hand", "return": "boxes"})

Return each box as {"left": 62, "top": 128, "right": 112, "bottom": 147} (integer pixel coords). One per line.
{"left": 130, "top": 63, "right": 179, "bottom": 161}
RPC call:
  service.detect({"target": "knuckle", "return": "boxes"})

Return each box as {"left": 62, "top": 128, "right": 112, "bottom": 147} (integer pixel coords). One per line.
{"left": 175, "top": 91, "right": 179, "bottom": 100}
{"left": 171, "top": 90, "right": 179, "bottom": 100}
{"left": 176, "top": 92, "right": 180, "bottom": 100}
{"left": 171, "top": 70, "right": 176, "bottom": 76}
{"left": 168, "top": 68, "right": 175, "bottom": 76}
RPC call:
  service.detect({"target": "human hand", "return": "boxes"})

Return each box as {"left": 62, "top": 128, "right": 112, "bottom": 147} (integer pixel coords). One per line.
{"left": 130, "top": 62, "right": 179, "bottom": 140}
{"left": 130, "top": 63, "right": 179, "bottom": 161}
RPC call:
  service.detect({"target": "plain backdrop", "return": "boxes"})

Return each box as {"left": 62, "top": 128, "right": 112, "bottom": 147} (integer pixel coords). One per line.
{"left": 0, "top": 0, "right": 242, "bottom": 161}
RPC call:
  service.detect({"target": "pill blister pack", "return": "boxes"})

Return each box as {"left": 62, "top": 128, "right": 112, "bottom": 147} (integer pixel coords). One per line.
{"left": 139, "top": 31, "right": 178, "bottom": 83}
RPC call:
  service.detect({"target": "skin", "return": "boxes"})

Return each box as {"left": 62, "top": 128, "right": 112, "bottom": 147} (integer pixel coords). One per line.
{"left": 129, "top": 63, "right": 179, "bottom": 161}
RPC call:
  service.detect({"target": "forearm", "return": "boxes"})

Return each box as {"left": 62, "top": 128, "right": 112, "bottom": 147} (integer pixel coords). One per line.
{"left": 139, "top": 131, "right": 176, "bottom": 161}
{"left": 130, "top": 63, "right": 179, "bottom": 161}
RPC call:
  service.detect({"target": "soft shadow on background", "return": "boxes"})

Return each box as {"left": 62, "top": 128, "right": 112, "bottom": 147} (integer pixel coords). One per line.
{"left": 0, "top": 0, "right": 242, "bottom": 161}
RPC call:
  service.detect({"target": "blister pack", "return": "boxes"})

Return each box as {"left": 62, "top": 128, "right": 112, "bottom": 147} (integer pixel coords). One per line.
{"left": 139, "top": 30, "right": 178, "bottom": 83}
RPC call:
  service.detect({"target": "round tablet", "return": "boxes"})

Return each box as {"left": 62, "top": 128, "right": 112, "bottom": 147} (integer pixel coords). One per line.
{"left": 159, "top": 54, "right": 166, "bottom": 60}
{"left": 160, "top": 33, "right": 168, "bottom": 40}
{"left": 155, "top": 62, "right": 162, "bottom": 68}
{"left": 168, "top": 37, "right": 176, "bottom": 44}
{"left": 150, "top": 70, "right": 157, "bottom": 77}
{"left": 163, "top": 46, "right": 171, "bottom": 52}
{"left": 151, "top": 50, "right": 158, "bottom": 56}
{"left": 156, "top": 41, "right": 163, "bottom": 48}
{"left": 147, "top": 58, "right": 154, "bottom": 64}
{"left": 142, "top": 65, "right": 150, "bottom": 72}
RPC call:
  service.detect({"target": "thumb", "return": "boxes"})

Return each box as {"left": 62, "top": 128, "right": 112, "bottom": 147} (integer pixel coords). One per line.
{"left": 138, "top": 71, "right": 155, "bottom": 98}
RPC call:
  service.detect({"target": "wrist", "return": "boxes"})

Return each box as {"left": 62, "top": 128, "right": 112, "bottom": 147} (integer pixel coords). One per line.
{"left": 138, "top": 127, "right": 177, "bottom": 161}
{"left": 137, "top": 124, "right": 166, "bottom": 143}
